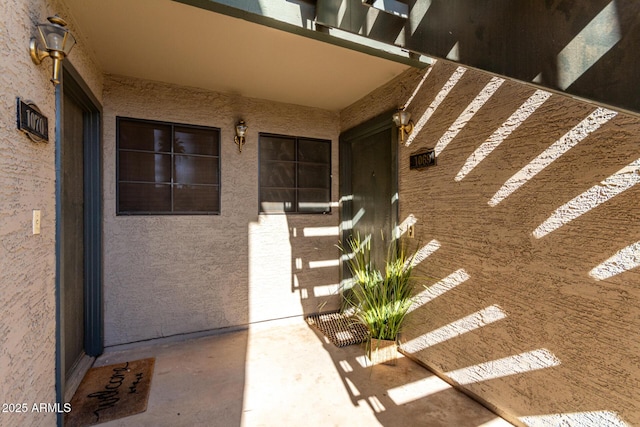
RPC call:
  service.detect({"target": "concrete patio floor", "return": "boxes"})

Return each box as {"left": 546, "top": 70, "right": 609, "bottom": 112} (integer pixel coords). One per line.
{"left": 94, "top": 318, "right": 514, "bottom": 427}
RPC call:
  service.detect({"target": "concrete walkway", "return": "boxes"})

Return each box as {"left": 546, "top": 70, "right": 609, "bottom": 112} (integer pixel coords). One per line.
{"left": 95, "top": 319, "right": 513, "bottom": 427}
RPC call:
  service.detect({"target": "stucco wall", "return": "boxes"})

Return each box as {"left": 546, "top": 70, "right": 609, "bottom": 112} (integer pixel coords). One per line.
{"left": 0, "top": 0, "right": 102, "bottom": 425}
{"left": 342, "top": 61, "right": 640, "bottom": 426}
{"left": 103, "top": 75, "right": 341, "bottom": 346}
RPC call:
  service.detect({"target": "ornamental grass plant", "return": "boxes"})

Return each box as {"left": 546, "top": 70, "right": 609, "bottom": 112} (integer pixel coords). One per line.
{"left": 339, "top": 233, "right": 417, "bottom": 342}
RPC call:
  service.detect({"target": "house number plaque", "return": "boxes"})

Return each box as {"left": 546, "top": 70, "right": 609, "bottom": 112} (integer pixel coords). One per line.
{"left": 409, "top": 149, "right": 436, "bottom": 170}
{"left": 17, "top": 98, "right": 49, "bottom": 142}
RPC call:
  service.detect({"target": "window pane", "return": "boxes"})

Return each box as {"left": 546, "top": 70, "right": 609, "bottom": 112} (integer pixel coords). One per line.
{"left": 119, "top": 152, "right": 171, "bottom": 183}
{"left": 117, "top": 118, "right": 221, "bottom": 215}
{"left": 174, "top": 184, "right": 219, "bottom": 212}
{"left": 119, "top": 183, "right": 171, "bottom": 212}
{"left": 174, "top": 127, "right": 219, "bottom": 155}
{"left": 260, "top": 161, "right": 295, "bottom": 188}
{"left": 119, "top": 120, "right": 171, "bottom": 152}
{"left": 298, "top": 139, "right": 330, "bottom": 163}
{"left": 260, "top": 189, "right": 296, "bottom": 213}
{"left": 298, "top": 189, "right": 331, "bottom": 213}
{"left": 174, "top": 155, "right": 218, "bottom": 185}
{"left": 298, "top": 164, "right": 330, "bottom": 188}
{"left": 259, "top": 134, "right": 331, "bottom": 214}
{"left": 260, "top": 136, "right": 295, "bottom": 161}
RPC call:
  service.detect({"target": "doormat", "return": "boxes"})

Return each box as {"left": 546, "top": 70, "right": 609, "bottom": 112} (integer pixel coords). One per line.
{"left": 65, "top": 358, "right": 155, "bottom": 427}
{"left": 307, "top": 312, "right": 369, "bottom": 347}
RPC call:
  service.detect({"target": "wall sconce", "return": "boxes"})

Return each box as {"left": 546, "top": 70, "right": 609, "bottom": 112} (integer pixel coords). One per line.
{"left": 30, "top": 16, "right": 76, "bottom": 85}
{"left": 392, "top": 107, "right": 414, "bottom": 143}
{"left": 234, "top": 120, "right": 248, "bottom": 153}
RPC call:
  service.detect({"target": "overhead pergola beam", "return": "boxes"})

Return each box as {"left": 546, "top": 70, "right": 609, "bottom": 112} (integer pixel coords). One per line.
{"left": 172, "top": 0, "right": 431, "bottom": 68}
{"left": 174, "top": 0, "right": 640, "bottom": 113}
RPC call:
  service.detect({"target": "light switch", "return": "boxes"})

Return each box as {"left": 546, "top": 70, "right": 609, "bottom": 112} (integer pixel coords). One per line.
{"left": 32, "top": 210, "right": 41, "bottom": 235}
{"left": 408, "top": 224, "right": 415, "bottom": 238}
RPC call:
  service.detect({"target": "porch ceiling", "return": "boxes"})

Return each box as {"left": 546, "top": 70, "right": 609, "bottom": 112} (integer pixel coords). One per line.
{"left": 63, "top": 0, "right": 412, "bottom": 111}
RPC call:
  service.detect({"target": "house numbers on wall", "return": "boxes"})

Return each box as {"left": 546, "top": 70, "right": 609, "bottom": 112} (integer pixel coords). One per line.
{"left": 17, "top": 98, "right": 48, "bottom": 142}
{"left": 409, "top": 149, "right": 436, "bottom": 170}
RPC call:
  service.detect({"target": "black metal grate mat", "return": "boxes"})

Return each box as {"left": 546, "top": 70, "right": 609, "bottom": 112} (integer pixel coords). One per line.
{"left": 307, "top": 312, "right": 369, "bottom": 347}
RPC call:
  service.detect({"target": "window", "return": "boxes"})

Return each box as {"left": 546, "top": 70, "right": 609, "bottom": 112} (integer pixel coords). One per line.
{"left": 117, "top": 117, "right": 220, "bottom": 214}
{"left": 259, "top": 133, "right": 331, "bottom": 214}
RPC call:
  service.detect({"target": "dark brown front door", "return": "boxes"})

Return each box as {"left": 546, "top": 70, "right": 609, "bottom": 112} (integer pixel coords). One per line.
{"left": 57, "top": 68, "right": 103, "bottom": 409}
{"left": 62, "top": 88, "right": 85, "bottom": 379}
{"left": 340, "top": 111, "right": 398, "bottom": 269}
{"left": 349, "top": 127, "right": 394, "bottom": 264}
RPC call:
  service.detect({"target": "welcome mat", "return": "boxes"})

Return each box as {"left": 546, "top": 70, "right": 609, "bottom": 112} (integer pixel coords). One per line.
{"left": 65, "top": 358, "right": 155, "bottom": 427}
{"left": 307, "top": 312, "right": 369, "bottom": 347}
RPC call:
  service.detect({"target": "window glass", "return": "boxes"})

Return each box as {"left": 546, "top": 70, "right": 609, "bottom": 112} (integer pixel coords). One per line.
{"left": 260, "top": 189, "right": 297, "bottom": 213}
{"left": 174, "top": 184, "right": 220, "bottom": 212}
{"left": 174, "top": 126, "right": 219, "bottom": 156}
{"left": 117, "top": 118, "right": 220, "bottom": 214}
{"left": 298, "top": 189, "right": 331, "bottom": 213}
{"left": 119, "top": 183, "right": 171, "bottom": 212}
{"left": 119, "top": 121, "right": 171, "bottom": 152}
{"left": 298, "top": 164, "right": 330, "bottom": 188}
{"left": 118, "top": 152, "right": 171, "bottom": 183}
{"left": 298, "top": 139, "right": 331, "bottom": 163}
{"left": 174, "top": 155, "right": 219, "bottom": 185}
{"left": 260, "top": 161, "right": 296, "bottom": 188}
{"left": 259, "top": 133, "right": 331, "bottom": 214}
{"left": 260, "top": 136, "right": 295, "bottom": 161}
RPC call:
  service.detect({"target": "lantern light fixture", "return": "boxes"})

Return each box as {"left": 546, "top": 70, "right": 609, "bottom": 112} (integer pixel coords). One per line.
{"left": 234, "top": 120, "right": 248, "bottom": 153}
{"left": 392, "top": 107, "right": 414, "bottom": 143}
{"left": 30, "top": 15, "right": 76, "bottom": 85}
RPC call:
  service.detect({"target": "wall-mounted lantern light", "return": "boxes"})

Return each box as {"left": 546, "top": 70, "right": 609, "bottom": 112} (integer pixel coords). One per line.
{"left": 30, "top": 16, "right": 76, "bottom": 85}
{"left": 392, "top": 107, "right": 414, "bottom": 143}
{"left": 234, "top": 120, "right": 248, "bottom": 153}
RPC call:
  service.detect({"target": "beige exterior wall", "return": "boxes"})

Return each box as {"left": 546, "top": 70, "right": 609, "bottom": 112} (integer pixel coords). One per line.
{"left": 6, "top": 1, "right": 639, "bottom": 424}
{"left": 102, "top": 75, "right": 341, "bottom": 346}
{"left": 342, "top": 61, "right": 640, "bottom": 426}
{"left": 0, "top": 0, "right": 102, "bottom": 425}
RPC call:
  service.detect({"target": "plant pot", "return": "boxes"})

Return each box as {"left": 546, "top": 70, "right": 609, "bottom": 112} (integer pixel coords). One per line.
{"left": 368, "top": 338, "right": 398, "bottom": 366}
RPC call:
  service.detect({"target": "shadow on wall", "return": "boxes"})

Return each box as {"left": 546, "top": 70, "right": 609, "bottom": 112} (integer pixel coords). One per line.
{"left": 288, "top": 216, "right": 342, "bottom": 315}
{"left": 394, "top": 61, "right": 640, "bottom": 426}
{"left": 247, "top": 213, "right": 341, "bottom": 323}
{"left": 404, "top": 0, "right": 640, "bottom": 113}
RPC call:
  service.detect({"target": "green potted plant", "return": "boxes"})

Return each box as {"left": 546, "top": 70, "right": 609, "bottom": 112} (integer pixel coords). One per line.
{"left": 340, "top": 234, "right": 416, "bottom": 365}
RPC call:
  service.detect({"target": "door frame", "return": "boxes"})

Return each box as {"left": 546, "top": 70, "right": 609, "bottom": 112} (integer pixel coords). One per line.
{"left": 339, "top": 109, "right": 399, "bottom": 275}
{"left": 55, "top": 62, "right": 103, "bottom": 421}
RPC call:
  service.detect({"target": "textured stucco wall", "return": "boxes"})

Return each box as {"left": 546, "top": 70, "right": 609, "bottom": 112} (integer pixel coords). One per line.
{"left": 103, "top": 75, "right": 341, "bottom": 346}
{"left": 342, "top": 61, "right": 640, "bottom": 426}
{"left": 0, "top": 0, "right": 102, "bottom": 425}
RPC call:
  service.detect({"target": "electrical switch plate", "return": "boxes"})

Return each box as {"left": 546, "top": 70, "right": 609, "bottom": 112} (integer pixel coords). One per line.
{"left": 32, "top": 210, "right": 41, "bottom": 235}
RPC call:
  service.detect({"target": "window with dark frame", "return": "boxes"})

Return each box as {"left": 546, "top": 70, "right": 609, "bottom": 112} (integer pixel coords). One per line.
{"left": 259, "top": 133, "right": 331, "bottom": 214}
{"left": 117, "top": 117, "right": 220, "bottom": 215}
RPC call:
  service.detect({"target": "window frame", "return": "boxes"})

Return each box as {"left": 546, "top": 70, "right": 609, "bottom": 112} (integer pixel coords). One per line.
{"left": 258, "top": 132, "right": 332, "bottom": 215}
{"left": 116, "top": 116, "right": 221, "bottom": 215}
